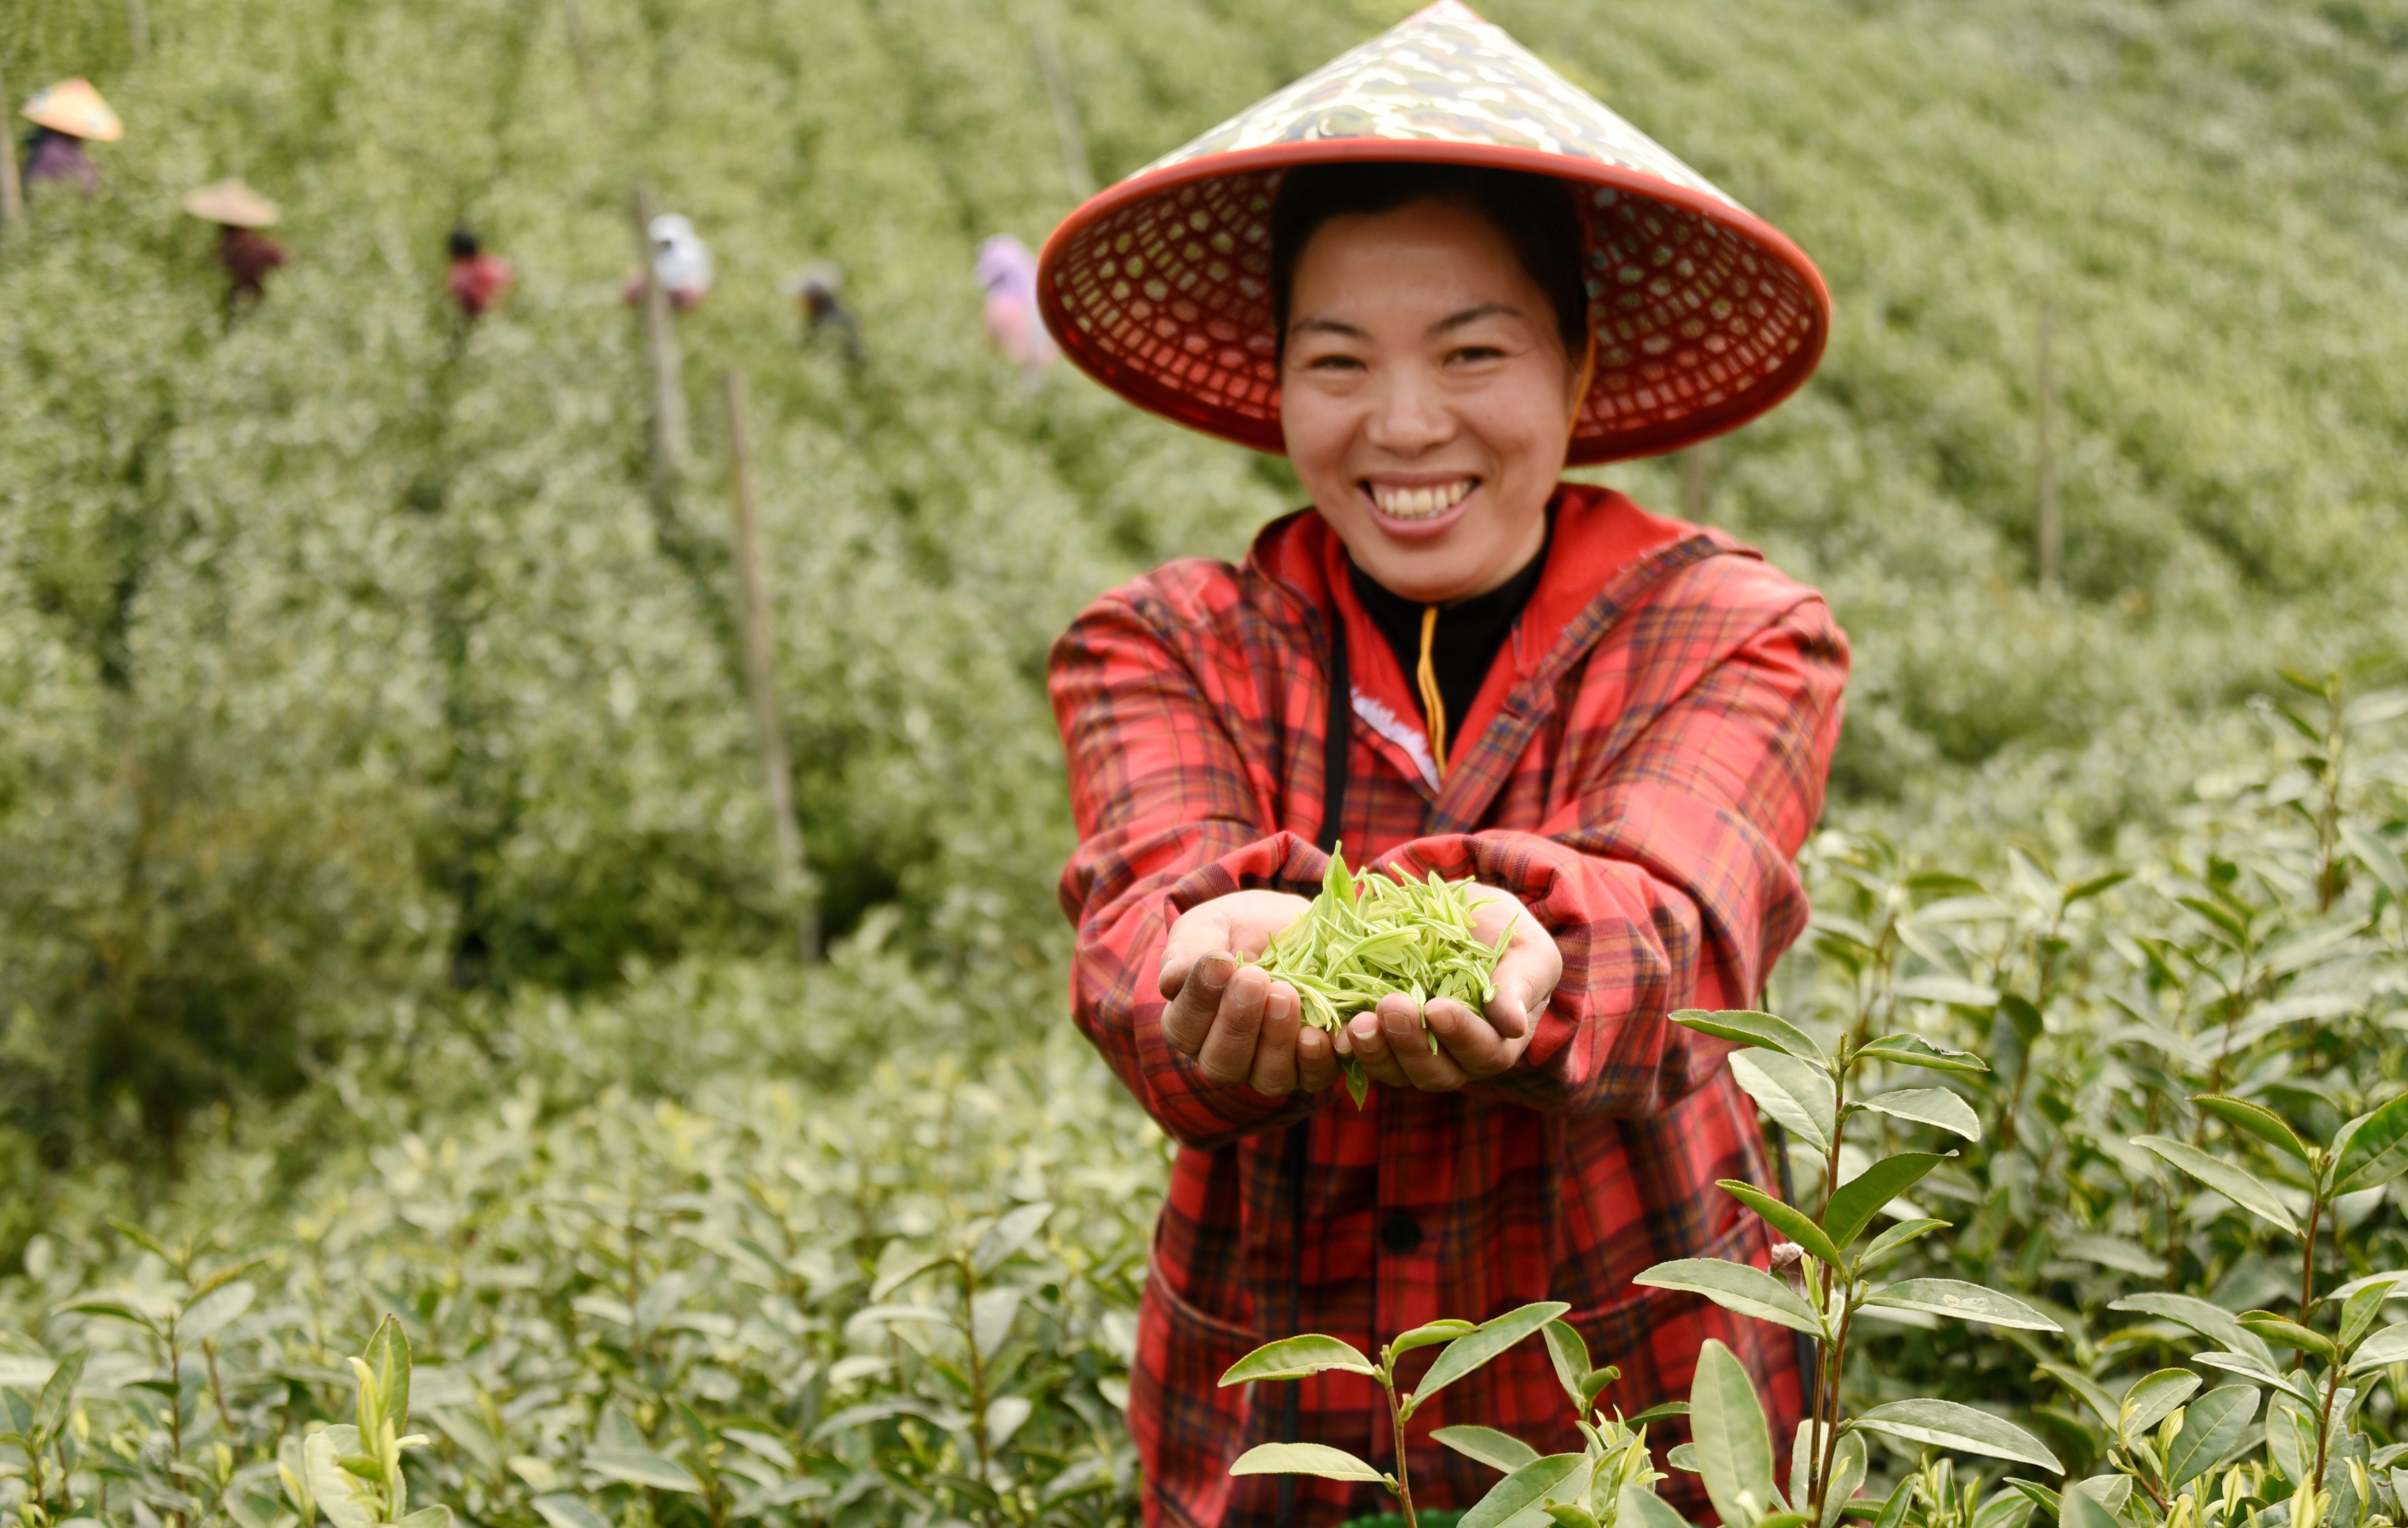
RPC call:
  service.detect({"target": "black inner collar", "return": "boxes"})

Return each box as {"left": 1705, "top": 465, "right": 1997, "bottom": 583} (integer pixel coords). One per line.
{"left": 1347, "top": 507, "right": 1554, "bottom": 768}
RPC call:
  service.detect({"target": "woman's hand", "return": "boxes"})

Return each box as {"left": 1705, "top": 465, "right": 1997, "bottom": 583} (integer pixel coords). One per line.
{"left": 1158, "top": 890, "right": 1340, "bottom": 1098}
{"left": 1340, "top": 885, "right": 1560, "bottom": 1092}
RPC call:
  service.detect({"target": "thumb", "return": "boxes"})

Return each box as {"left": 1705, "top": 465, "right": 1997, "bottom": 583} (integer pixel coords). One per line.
{"left": 1159, "top": 904, "right": 1235, "bottom": 998}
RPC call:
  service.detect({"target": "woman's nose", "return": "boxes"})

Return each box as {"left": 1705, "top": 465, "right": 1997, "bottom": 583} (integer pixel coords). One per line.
{"left": 1361, "top": 366, "right": 1454, "bottom": 455}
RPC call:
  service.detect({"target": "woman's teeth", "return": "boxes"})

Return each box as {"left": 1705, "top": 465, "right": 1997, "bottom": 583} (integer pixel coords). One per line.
{"left": 1369, "top": 479, "right": 1476, "bottom": 519}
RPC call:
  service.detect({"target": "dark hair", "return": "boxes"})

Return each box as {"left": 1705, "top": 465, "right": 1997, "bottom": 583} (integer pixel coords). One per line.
{"left": 448, "top": 227, "right": 480, "bottom": 258}
{"left": 1268, "top": 161, "right": 1590, "bottom": 362}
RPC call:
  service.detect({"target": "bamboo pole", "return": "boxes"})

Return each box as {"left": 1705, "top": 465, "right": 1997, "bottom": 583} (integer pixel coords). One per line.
{"left": 558, "top": 0, "right": 608, "bottom": 128}
{"left": 721, "top": 370, "right": 816, "bottom": 960}
{"left": 1679, "top": 443, "right": 1712, "bottom": 522}
{"left": 0, "top": 56, "right": 23, "bottom": 231}
{"left": 633, "top": 182, "right": 687, "bottom": 524}
{"left": 2035, "top": 301, "right": 2061, "bottom": 597}
{"left": 1032, "top": 22, "right": 1093, "bottom": 201}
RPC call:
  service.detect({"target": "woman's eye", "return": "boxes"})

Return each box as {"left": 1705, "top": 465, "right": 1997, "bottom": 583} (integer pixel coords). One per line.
{"left": 1449, "top": 345, "right": 1506, "bottom": 364}
{"left": 1306, "top": 354, "right": 1366, "bottom": 372}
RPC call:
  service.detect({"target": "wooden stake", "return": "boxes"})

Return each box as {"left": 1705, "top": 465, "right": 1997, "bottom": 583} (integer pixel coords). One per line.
{"left": 558, "top": 0, "right": 608, "bottom": 128}
{"left": 721, "top": 370, "right": 816, "bottom": 960}
{"left": 125, "top": 0, "right": 152, "bottom": 59}
{"left": 0, "top": 56, "right": 23, "bottom": 231}
{"left": 1679, "top": 443, "right": 1712, "bottom": 522}
{"left": 633, "top": 182, "right": 687, "bottom": 525}
{"left": 1032, "top": 22, "right": 1093, "bottom": 200}
{"left": 2035, "top": 301, "right": 2062, "bottom": 597}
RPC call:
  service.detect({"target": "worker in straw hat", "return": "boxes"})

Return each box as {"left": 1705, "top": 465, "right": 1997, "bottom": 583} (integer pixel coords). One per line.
{"left": 183, "top": 179, "right": 286, "bottom": 305}
{"left": 1041, "top": 6, "right": 1844, "bottom": 1525}
{"left": 19, "top": 77, "right": 122, "bottom": 197}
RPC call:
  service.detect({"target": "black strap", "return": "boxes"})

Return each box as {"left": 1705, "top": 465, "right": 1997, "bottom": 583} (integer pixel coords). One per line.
{"left": 1278, "top": 608, "right": 1350, "bottom": 1528}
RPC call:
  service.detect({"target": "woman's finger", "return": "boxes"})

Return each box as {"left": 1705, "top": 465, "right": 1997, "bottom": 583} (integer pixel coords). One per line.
{"left": 1194, "top": 963, "right": 1273, "bottom": 1085}
{"left": 1425, "top": 997, "right": 1501, "bottom": 1076}
{"left": 1347, "top": 1012, "right": 1411, "bottom": 1087}
{"left": 1248, "top": 986, "right": 1301, "bottom": 1096}
{"left": 1161, "top": 951, "right": 1234, "bottom": 1056}
{"left": 1382, "top": 995, "right": 1469, "bottom": 1091}
{"left": 1158, "top": 905, "right": 1236, "bottom": 998}
{"left": 1296, "top": 1024, "right": 1338, "bottom": 1094}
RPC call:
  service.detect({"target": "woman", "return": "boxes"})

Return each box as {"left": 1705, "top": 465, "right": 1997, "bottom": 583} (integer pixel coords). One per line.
{"left": 182, "top": 178, "right": 287, "bottom": 306}
{"left": 18, "top": 77, "right": 122, "bottom": 198}
{"left": 1040, "top": 6, "right": 1846, "bottom": 1527}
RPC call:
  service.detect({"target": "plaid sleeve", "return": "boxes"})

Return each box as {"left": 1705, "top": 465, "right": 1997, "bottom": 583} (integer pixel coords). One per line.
{"left": 1049, "top": 584, "right": 1332, "bottom": 1149}
{"left": 1386, "top": 590, "right": 1848, "bottom": 1117}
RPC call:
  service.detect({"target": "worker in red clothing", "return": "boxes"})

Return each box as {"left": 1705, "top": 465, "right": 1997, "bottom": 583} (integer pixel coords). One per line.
{"left": 444, "top": 228, "right": 514, "bottom": 319}
{"left": 1038, "top": 6, "right": 1845, "bottom": 1528}
{"left": 183, "top": 178, "right": 285, "bottom": 306}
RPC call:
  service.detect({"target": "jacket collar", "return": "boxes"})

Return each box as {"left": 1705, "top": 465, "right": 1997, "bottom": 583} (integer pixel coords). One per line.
{"left": 1250, "top": 483, "right": 1715, "bottom": 797}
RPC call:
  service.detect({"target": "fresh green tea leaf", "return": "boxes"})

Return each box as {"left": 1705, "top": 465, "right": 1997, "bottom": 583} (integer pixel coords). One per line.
{"left": 1229, "top": 1442, "right": 1387, "bottom": 1483}
{"left": 1220, "top": 1334, "right": 1377, "bottom": 1385}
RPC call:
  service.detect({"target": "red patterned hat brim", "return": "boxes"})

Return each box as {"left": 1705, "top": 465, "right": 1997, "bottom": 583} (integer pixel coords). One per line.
{"left": 1035, "top": 1, "right": 1830, "bottom": 464}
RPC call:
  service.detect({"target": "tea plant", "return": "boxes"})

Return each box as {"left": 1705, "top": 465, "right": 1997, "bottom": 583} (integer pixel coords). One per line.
{"left": 1252, "top": 850, "right": 1511, "bottom": 1106}
{"left": 1218, "top": 1302, "right": 1682, "bottom": 1528}
{"left": 1628, "top": 1007, "right": 2064, "bottom": 1527}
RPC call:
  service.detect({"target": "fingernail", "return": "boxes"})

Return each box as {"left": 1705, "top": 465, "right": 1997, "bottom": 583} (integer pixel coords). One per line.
{"left": 1269, "top": 989, "right": 1296, "bottom": 1022}
{"left": 1351, "top": 1015, "right": 1380, "bottom": 1043}
{"left": 1198, "top": 953, "right": 1233, "bottom": 987}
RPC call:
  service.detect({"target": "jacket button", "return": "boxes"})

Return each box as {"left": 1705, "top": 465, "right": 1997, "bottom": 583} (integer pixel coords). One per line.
{"left": 1379, "top": 1210, "right": 1423, "bottom": 1255}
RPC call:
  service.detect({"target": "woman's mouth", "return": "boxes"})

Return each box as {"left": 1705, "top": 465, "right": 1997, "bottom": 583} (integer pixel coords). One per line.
{"left": 1361, "top": 477, "right": 1479, "bottom": 540}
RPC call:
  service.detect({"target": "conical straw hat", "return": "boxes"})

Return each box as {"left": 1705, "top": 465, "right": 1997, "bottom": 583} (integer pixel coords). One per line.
{"left": 1037, "top": 0, "right": 1830, "bottom": 464}
{"left": 22, "top": 77, "right": 123, "bottom": 142}
{"left": 182, "top": 178, "right": 281, "bottom": 228}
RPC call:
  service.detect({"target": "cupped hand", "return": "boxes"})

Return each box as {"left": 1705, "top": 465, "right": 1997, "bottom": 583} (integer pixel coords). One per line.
{"left": 1157, "top": 889, "right": 1339, "bottom": 1098}
{"left": 1339, "top": 884, "right": 1560, "bottom": 1092}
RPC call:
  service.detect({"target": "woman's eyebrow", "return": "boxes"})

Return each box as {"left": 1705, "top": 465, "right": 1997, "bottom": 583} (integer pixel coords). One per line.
{"left": 1290, "top": 315, "right": 1372, "bottom": 339}
{"left": 1429, "top": 302, "right": 1521, "bottom": 335}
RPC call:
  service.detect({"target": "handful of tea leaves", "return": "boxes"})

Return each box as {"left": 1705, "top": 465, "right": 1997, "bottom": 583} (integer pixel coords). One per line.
{"left": 1252, "top": 848, "right": 1512, "bottom": 1107}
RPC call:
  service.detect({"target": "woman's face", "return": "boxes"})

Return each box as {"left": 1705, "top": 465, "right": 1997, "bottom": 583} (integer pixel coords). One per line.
{"left": 1280, "top": 195, "right": 1581, "bottom": 604}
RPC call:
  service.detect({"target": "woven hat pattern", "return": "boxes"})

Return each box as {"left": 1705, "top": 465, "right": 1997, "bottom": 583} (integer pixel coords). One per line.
{"left": 1038, "top": 0, "right": 1828, "bottom": 463}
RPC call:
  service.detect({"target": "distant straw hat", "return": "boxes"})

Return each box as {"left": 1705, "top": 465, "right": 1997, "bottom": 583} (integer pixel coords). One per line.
{"left": 1037, "top": 0, "right": 1830, "bottom": 463}
{"left": 182, "top": 178, "right": 281, "bottom": 228}
{"left": 22, "top": 77, "right": 123, "bottom": 142}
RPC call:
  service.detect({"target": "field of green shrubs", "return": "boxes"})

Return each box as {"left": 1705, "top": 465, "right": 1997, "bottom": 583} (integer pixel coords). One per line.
{"left": 4, "top": 0, "right": 2407, "bottom": 1525}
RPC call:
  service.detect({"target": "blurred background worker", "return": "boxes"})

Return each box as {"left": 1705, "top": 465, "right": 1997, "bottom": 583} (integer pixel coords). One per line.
{"left": 622, "top": 211, "right": 711, "bottom": 311}
{"left": 19, "top": 77, "right": 121, "bottom": 196}
{"left": 782, "top": 259, "right": 861, "bottom": 361}
{"left": 974, "top": 233, "right": 1054, "bottom": 371}
{"left": 183, "top": 178, "right": 284, "bottom": 305}
{"left": 445, "top": 227, "right": 514, "bottom": 319}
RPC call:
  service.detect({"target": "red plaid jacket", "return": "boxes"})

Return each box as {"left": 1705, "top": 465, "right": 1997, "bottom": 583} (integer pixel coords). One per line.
{"left": 1050, "top": 485, "right": 1847, "bottom": 1528}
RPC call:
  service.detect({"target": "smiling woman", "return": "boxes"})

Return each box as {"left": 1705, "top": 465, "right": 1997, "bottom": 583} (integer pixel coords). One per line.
{"left": 1039, "top": 6, "right": 1849, "bottom": 1528}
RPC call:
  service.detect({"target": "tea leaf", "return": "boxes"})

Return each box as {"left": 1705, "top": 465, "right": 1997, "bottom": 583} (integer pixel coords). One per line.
{"left": 1857, "top": 1087, "right": 1983, "bottom": 1142}
{"left": 1631, "top": 1259, "right": 1824, "bottom": 1335}
{"left": 1690, "top": 1339, "right": 1783, "bottom": 1527}
{"left": 1461, "top": 1453, "right": 1585, "bottom": 1528}
{"left": 1219, "top": 1334, "right": 1377, "bottom": 1385}
{"left": 1730, "top": 1051, "right": 1837, "bottom": 1156}
{"left": 1670, "top": 1010, "right": 1826, "bottom": 1064}
{"left": 1853, "top": 1399, "right": 2064, "bottom": 1470}
{"left": 1863, "top": 1279, "right": 2062, "bottom": 1332}
{"left": 1410, "top": 1302, "right": 1570, "bottom": 1411}
{"left": 1433, "top": 1425, "right": 1541, "bottom": 1473}
{"left": 1824, "top": 1153, "right": 1948, "bottom": 1248}
{"left": 2135, "top": 1135, "right": 2302, "bottom": 1232}
{"left": 2164, "top": 1386, "right": 2258, "bottom": 1488}
{"left": 1717, "top": 1179, "right": 1845, "bottom": 1269}
{"left": 1228, "top": 1442, "right": 1386, "bottom": 1483}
